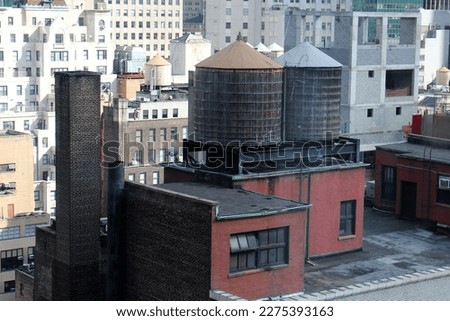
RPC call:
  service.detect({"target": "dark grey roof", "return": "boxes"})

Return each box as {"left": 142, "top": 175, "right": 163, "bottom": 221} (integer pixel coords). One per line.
{"left": 157, "top": 182, "right": 310, "bottom": 220}
{"left": 376, "top": 141, "right": 450, "bottom": 165}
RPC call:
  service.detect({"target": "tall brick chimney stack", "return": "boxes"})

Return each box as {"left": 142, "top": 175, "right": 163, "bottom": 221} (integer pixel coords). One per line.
{"left": 53, "top": 71, "right": 103, "bottom": 300}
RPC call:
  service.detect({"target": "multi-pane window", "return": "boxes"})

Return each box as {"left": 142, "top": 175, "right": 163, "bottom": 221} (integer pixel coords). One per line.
{"left": 13, "top": 51, "right": 19, "bottom": 61}
{"left": 339, "top": 200, "right": 356, "bottom": 236}
{"left": 134, "top": 149, "right": 143, "bottom": 164}
{"left": 128, "top": 173, "right": 135, "bottom": 181}
{"left": 24, "top": 120, "right": 29, "bottom": 130}
{"left": 34, "top": 190, "right": 40, "bottom": 201}
{"left": 50, "top": 190, "right": 56, "bottom": 201}
{"left": 437, "top": 175, "right": 450, "bottom": 205}
{"left": 172, "top": 108, "right": 178, "bottom": 118}
{"left": 0, "top": 227, "right": 20, "bottom": 240}
{"left": 160, "top": 128, "right": 166, "bottom": 141}
{"left": 3, "top": 121, "right": 14, "bottom": 130}
{"left": 55, "top": 34, "right": 63, "bottom": 43}
{"left": 162, "top": 109, "right": 168, "bottom": 118}
{"left": 230, "top": 227, "right": 289, "bottom": 273}
{"left": 381, "top": 166, "right": 396, "bottom": 201}
{"left": 83, "top": 50, "right": 89, "bottom": 60}
{"left": 29, "top": 85, "right": 39, "bottom": 95}
{"left": 0, "top": 69, "right": 3, "bottom": 78}
{"left": 25, "top": 225, "right": 38, "bottom": 237}
{"left": 1, "top": 248, "right": 23, "bottom": 271}
{"left": 139, "top": 172, "right": 146, "bottom": 184}
{"left": 26, "top": 50, "right": 32, "bottom": 61}
{"left": 0, "top": 86, "right": 7, "bottom": 96}
{"left": 16, "top": 85, "right": 22, "bottom": 95}
{"left": 170, "top": 127, "right": 177, "bottom": 140}
{"left": 50, "top": 51, "right": 68, "bottom": 61}
{"left": 136, "top": 130, "right": 142, "bottom": 143}
{"left": 0, "top": 51, "right": 3, "bottom": 61}
{"left": 97, "top": 50, "right": 107, "bottom": 60}
{"left": 143, "top": 110, "right": 149, "bottom": 119}
{"left": 149, "top": 128, "right": 155, "bottom": 141}
{"left": 152, "top": 171, "right": 159, "bottom": 184}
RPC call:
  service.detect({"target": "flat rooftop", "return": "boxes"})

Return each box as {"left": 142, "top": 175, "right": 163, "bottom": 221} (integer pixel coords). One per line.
{"left": 157, "top": 182, "right": 310, "bottom": 220}
{"left": 377, "top": 141, "right": 450, "bottom": 165}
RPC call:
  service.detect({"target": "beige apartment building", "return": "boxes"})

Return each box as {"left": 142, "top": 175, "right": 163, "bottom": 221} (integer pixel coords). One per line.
{"left": 0, "top": 130, "right": 49, "bottom": 300}
{"left": 104, "top": 0, "right": 184, "bottom": 59}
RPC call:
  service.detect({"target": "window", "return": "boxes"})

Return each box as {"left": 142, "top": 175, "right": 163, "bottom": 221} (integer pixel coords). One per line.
{"left": 170, "top": 127, "right": 177, "bottom": 140}
{"left": 152, "top": 109, "right": 158, "bottom": 119}
{"left": 160, "top": 128, "right": 166, "bottom": 141}
{"left": 226, "top": 8, "right": 231, "bottom": 15}
{"left": 10, "top": 34, "right": 16, "bottom": 43}
{"left": 147, "top": 129, "right": 155, "bottom": 142}
{"left": 83, "top": 50, "right": 88, "bottom": 60}
{"left": 182, "top": 127, "right": 188, "bottom": 140}
{"left": 230, "top": 227, "right": 288, "bottom": 273}
{"left": 97, "top": 50, "right": 107, "bottom": 60}
{"left": 17, "top": 85, "right": 22, "bottom": 95}
{"left": 0, "top": 227, "right": 20, "bottom": 240}
{"left": 368, "top": 70, "right": 374, "bottom": 78}
{"left": 28, "top": 247, "right": 34, "bottom": 264}
{"left": 36, "top": 68, "right": 40, "bottom": 77}
{"left": 0, "top": 103, "right": 6, "bottom": 111}
{"left": 13, "top": 51, "right": 19, "bottom": 61}
{"left": 26, "top": 50, "right": 32, "bottom": 61}
{"left": 3, "top": 121, "right": 14, "bottom": 130}
{"left": 25, "top": 225, "right": 38, "bottom": 237}
{"left": 8, "top": 17, "right": 13, "bottom": 25}
{"left": 96, "top": 66, "right": 107, "bottom": 74}
{"left": 42, "top": 154, "right": 49, "bottom": 165}
{"left": 55, "top": 34, "right": 63, "bottom": 43}
{"left": 225, "top": 36, "right": 231, "bottom": 43}
{"left": 98, "top": 35, "right": 105, "bottom": 43}
{"left": 36, "top": 51, "right": 40, "bottom": 61}
{"left": 0, "top": 51, "right": 3, "bottom": 61}
{"left": 339, "top": 200, "right": 356, "bottom": 236}
{"left": 0, "top": 86, "right": 6, "bottom": 96}
{"left": 143, "top": 110, "right": 149, "bottom": 119}
{"left": 34, "top": 190, "right": 40, "bottom": 201}
{"left": 243, "top": 22, "right": 248, "bottom": 29}
{"left": 367, "top": 108, "right": 373, "bottom": 118}
{"left": 226, "top": 22, "right": 231, "bottom": 29}
{"left": 26, "top": 68, "right": 32, "bottom": 77}
{"left": 395, "top": 106, "right": 402, "bottom": 115}
{"left": 136, "top": 130, "right": 142, "bottom": 143}
{"left": 159, "top": 149, "right": 167, "bottom": 162}
{"left": 50, "top": 51, "right": 68, "bottom": 61}
{"left": 162, "top": 109, "right": 168, "bottom": 118}
{"left": 24, "top": 120, "right": 30, "bottom": 130}
{"left": 30, "top": 85, "right": 39, "bottom": 95}
{"left": 381, "top": 166, "right": 396, "bottom": 201}
{"left": 152, "top": 171, "right": 159, "bottom": 184}
{"left": 50, "top": 190, "right": 56, "bottom": 201}
{"left": 139, "top": 172, "right": 146, "bottom": 184}
{"left": 172, "top": 108, "right": 178, "bottom": 118}
{"left": 1, "top": 248, "right": 23, "bottom": 271}
{"left": 437, "top": 175, "right": 450, "bottom": 205}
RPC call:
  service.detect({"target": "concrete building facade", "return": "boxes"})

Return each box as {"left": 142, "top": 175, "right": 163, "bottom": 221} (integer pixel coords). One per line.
{"left": 0, "top": 130, "right": 49, "bottom": 300}
{"left": 103, "top": 0, "right": 184, "bottom": 60}
{"left": 318, "top": 11, "right": 421, "bottom": 152}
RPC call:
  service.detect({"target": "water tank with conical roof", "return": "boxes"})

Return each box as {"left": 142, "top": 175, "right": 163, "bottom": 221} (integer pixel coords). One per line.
{"left": 194, "top": 38, "right": 283, "bottom": 146}
{"left": 276, "top": 42, "right": 342, "bottom": 141}
{"left": 436, "top": 66, "right": 450, "bottom": 87}
{"left": 145, "top": 55, "right": 172, "bottom": 88}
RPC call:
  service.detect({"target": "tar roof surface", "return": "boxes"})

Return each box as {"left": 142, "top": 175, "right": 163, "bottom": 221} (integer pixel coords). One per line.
{"left": 159, "top": 182, "right": 308, "bottom": 218}
{"left": 377, "top": 141, "right": 450, "bottom": 165}
{"left": 196, "top": 39, "right": 283, "bottom": 70}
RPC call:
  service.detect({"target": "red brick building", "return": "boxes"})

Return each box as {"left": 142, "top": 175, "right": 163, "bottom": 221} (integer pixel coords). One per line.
{"left": 123, "top": 181, "right": 310, "bottom": 300}
{"left": 374, "top": 134, "right": 450, "bottom": 225}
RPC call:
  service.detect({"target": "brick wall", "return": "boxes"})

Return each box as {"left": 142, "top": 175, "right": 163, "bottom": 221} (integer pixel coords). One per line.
{"left": 53, "top": 71, "right": 103, "bottom": 300}
{"left": 123, "top": 182, "right": 212, "bottom": 300}
{"left": 34, "top": 225, "right": 56, "bottom": 300}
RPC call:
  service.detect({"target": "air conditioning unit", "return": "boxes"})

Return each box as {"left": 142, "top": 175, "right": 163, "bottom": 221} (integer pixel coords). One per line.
{"left": 439, "top": 177, "right": 450, "bottom": 189}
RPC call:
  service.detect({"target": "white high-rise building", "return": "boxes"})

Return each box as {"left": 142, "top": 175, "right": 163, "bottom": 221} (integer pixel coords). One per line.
{"left": 103, "top": 0, "right": 184, "bottom": 60}
{"left": 204, "top": 0, "right": 352, "bottom": 52}
{"left": 0, "top": 1, "right": 115, "bottom": 185}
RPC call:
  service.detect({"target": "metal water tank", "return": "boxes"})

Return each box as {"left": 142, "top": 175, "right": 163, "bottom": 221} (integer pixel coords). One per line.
{"left": 194, "top": 39, "right": 283, "bottom": 146}
{"left": 277, "top": 42, "right": 342, "bottom": 141}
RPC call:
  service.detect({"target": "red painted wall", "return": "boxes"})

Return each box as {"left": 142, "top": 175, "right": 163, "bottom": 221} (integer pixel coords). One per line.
{"left": 210, "top": 210, "right": 306, "bottom": 300}
{"left": 233, "top": 167, "right": 366, "bottom": 257}
{"left": 375, "top": 148, "right": 450, "bottom": 225}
